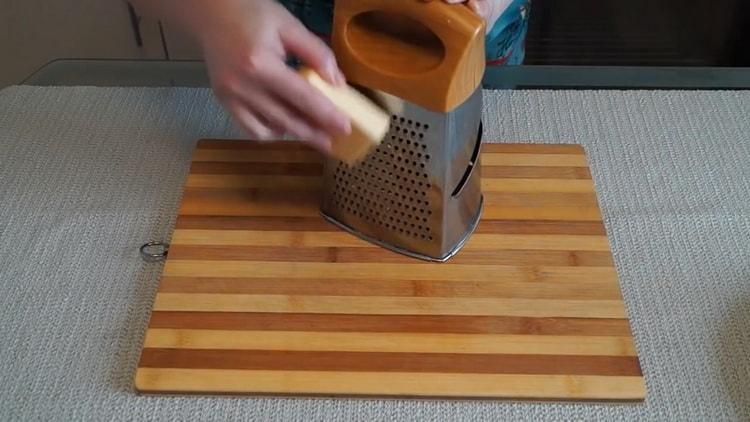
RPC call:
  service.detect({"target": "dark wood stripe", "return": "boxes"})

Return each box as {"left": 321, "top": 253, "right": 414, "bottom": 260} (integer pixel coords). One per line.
{"left": 139, "top": 349, "right": 641, "bottom": 376}
{"left": 158, "top": 276, "right": 621, "bottom": 300}
{"left": 182, "top": 187, "right": 320, "bottom": 199}
{"left": 197, "top": 139, "right": 314, "bottom": 151}
{"left": 483, "top": 144, "right": 586, "bottom": 155}
{"left": 189, "top": 162, "right": 323, "bottom": 176}
{"left": 166, "top": 245, "right": 614, "bottom": 267}
{"left": 178, "top": 188, "right": 319, "bottom": 217}
{"left": 482, "top": 166, "right": 592, "bottom": 179}
{"left": 174, "top": 216, "right": 606, "bottom": 235}
{"left": 149, "top": 312, "right": 633, "bottom": 336}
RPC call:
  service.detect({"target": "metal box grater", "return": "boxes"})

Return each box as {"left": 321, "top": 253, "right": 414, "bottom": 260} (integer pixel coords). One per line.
{"left": 320, "top": 88, "right": 483, "bottom": 261}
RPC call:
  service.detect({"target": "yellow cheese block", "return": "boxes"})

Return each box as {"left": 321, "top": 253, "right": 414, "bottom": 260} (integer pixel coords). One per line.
{"left": 299, "top": 67, "right": 390, "bottom": 164}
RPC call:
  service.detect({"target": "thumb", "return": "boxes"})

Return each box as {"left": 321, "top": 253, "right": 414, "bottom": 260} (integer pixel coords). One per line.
{"left": 467, "top": 0, "right": 491, "bottom": 20}
{"left": 281, "top": 24, "right": 346, "bottom": 85}
{"left": 470, "top": 0, "right": 512, "bottom": 30}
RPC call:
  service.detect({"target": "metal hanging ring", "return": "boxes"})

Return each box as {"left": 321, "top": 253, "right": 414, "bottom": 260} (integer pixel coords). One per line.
{"left": 140, "top": 241, "right": 169, "bottom": 262}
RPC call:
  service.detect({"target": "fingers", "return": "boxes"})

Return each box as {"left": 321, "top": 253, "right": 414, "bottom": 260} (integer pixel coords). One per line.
{"left": 206, "top": 10, "right": 350, "bottom": 152}
{"left": 472, "top": 0, "right": 512, "bottom": 30}
{"left": 280, "top": 22, "right": 345, "bottom": 86}
{"left": 425, "top": 0, "right": 496, "bottom": 30}
{"left": 237, "top": 85, "right": 334, "bottom": 147}
{"left": 259, "top": 63, "right": 351, "bottom": 136}
{"left": 226, "top": 100, "right": 277, "bottom": 140}
{"left": 227, "top": 95, "right": 333, "bottom": 152}
{"left": 244, "top": 90, "right": 312, "bottom": 139}
{"left": 421, "top": 0, "right": 468, "bottom": 3}
{"left": 214, "top": 50, "right": 343, "bottom": 148}
{"left": 275, "top": 17, "right": 351, "bottom": 142}
{"left": 301, "top": 132, "right": 333, "bottom": 154}
{"left": 467, "top": 0, "right": 491, "bottom": 19}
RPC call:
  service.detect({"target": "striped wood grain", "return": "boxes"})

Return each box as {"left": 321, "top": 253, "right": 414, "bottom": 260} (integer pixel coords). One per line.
{"left": 135, "top": 139, "right": 645, "bottom": 401}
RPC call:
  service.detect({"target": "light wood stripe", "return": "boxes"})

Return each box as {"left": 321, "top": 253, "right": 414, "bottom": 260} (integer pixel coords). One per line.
{"left": 174, "top": 216, "right": 608, "bottom": 235}
{"left": 189, "top": 164, "right": 593, "bottom": 179}
{"left": 193, "top": 149, "right": 321, "bottom": 163}
{"left": 158, "top": 277, "right": 623, "bottom": 300}
{"left": 483, "top": 166, "right": 592, "bottom": 179}
{"left": 171, "top": 229, "right": 366, "bottom": 247}
{"left": 135, "top": 369, "right": 646, "bottom": 400}
{"left": 152, "top": 294, "right": 627, "bottom": 318}
{"left": 143, "top": 329, "right": 636, "bottom": 356}
{"left": 180, "top": 199, "right": 602, "bottom": 220}
{"left": 148, "top": 312, "right": 633, "bottom": 336}
{"left": 185, "top": 176, "right": 594, "bottom": 193}
{"left": 482, "top": 178, "right": 595, "bottom": 193}
{"left": 484, "top": 192, "right": 598, "bottom": 208}
{"left": 482, "top": 206, "right": 602, "bottom": 221}
{"left": 165, "top": 245, "right": 615, "bottom": 267}
{"left": 482, "top": 153, "right": 589, "bottom": 167}
{"left": 189, "top": 161, "right": 322, "bottom": 176}
{"left": 171, "top": 230, "right": 611, "bottom": 251}
{"left": 186, "top": 174, "right": 322, "bottom": 190}
{"left": 139, "top": 349, "right": 642, "bottom": 376}
{"left": 162, "top": 260, "right": 619, "bottom": 283}
{"left": 166, "top": 246, "right": 615, "bottom": 266}
{"left": 474, "top": 220, "right": 606, "bottom": 235}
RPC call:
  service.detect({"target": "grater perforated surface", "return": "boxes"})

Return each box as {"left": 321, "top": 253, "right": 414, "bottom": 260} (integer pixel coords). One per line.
{"left": 331, "top": 115, "right": 435, "bottom": 240}
{"left": 321, "top": 87, "right": 483, "bottom": 261}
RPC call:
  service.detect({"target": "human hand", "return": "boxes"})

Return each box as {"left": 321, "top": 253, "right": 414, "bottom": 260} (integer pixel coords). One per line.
{"left": 188, "top": 0, "right": 351, "bottom": 151}
{"left": 425, "top": 0, "right": 513, "bottom": 31}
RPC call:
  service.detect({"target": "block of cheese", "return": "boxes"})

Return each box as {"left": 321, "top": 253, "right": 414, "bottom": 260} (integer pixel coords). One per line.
{"left": 299, "top": 67, "right": 391, "bottom": 165}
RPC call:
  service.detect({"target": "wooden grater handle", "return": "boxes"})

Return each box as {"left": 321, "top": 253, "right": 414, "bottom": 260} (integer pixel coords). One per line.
{"left": 332, "top": 0, "right": 486, "bottom": 112}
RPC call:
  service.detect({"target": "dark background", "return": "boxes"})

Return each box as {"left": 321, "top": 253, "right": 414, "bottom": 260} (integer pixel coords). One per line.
{"left": 525, "top": 0, "right": 750, "bottom": 66}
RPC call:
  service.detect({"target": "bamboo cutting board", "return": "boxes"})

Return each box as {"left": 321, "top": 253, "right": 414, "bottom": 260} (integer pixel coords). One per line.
{"left": 135, "top": 139, "right": 645, "bottom": 401}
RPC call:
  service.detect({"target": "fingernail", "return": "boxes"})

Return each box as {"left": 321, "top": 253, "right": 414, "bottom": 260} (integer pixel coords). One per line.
{"left": 298, "top": 127, "right": 315, "bottom": 142}
{"left": 327, "top": 58, "right": 343, "bottom": 86}
{"left": 311, "top": 133, "right": 332, "bottom": 153}
{"left": 335, "top": 115, "right": 352, "bottom": 135}
{"left": 326, "top": 58, "right": 337, "bottom": 81}
{"left": 320, "top": 139, "right": 332, "bottom": 153}
{"left": 256, "top": 128, "right": 273, "bottom": 140}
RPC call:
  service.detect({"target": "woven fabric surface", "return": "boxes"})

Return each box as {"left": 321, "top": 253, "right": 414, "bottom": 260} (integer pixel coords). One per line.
{"left": 0, "top": 86, "right": 748, "bottom": 420}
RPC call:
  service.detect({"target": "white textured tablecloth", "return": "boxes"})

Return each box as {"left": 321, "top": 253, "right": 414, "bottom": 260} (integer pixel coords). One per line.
{"left": 1, "top": 86, "right": 749, "bottom": 420}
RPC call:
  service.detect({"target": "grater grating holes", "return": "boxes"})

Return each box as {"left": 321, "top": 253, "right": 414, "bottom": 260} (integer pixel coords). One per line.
{"left": 331, "top": 114, "right": 433, "bottom": 238}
